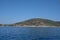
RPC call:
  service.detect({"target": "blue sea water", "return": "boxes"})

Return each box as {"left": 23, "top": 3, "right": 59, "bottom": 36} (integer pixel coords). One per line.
{"left": 0, "top": 26, "right": 60, "bottom": 40}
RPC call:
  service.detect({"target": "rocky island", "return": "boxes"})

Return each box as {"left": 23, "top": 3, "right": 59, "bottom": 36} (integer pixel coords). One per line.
{"left": 0, "top": 18, "right": 60, "bottom": 27}
{"left": 7, "top": 18, "right": 60, "bottom": 27}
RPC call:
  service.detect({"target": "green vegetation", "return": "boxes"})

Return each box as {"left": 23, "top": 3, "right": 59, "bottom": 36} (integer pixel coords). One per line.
{"left": 0, "top": 18, "right": 60, "bottom": 27}
{"left": 14, "top": 18, "right": 60, "bottom": 26}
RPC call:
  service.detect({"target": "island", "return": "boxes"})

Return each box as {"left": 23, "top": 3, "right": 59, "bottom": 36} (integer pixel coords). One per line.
{"left": 0, "top": 18, "right": 60, "bottom": 27}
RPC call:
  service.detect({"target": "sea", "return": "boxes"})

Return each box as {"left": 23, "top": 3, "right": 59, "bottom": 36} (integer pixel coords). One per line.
{"left": 0, "top": 26, "right": 60, "bottom": 40}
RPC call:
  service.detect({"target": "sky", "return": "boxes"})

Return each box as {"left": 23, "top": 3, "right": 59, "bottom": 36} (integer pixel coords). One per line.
{"left": 0, "top": 0, "right": 60, "bottom": 24}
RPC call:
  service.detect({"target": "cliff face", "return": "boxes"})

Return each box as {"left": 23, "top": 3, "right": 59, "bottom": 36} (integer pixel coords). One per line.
{"left": 13, "top": 18, "right": 60, "bottom": 26}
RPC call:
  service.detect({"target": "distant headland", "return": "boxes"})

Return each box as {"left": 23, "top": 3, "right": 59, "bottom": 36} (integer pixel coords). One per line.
{"left": 0, "top": 18, "right": 60, "bottom": 27}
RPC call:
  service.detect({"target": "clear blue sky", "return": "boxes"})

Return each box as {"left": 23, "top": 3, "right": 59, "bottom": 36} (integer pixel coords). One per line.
{"left": 0, "top": 0, "right": 60, "bottom": 24}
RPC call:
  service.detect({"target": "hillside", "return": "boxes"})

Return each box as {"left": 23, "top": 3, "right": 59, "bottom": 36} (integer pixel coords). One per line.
{"left": 0, "top": 18, "right": 60, "bottom": 27}
{"left": 10, "top": 18, "right": 60, "bottom": 26}
{"left": 55, "top": 21, "right": 60, "bottom": 26}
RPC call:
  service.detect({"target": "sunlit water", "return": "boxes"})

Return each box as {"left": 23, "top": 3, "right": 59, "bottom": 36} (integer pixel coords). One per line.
{"left": 0, "top": 26, "right": 60, "bottom": 40}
